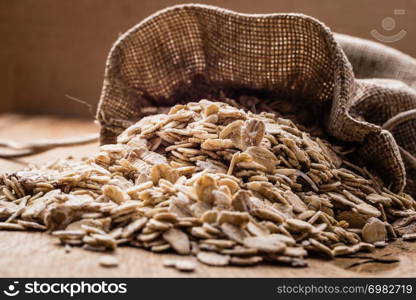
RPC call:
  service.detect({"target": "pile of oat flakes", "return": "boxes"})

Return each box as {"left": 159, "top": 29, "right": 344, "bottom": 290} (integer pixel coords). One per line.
{"left": 1, "top": 99, "right": 416, "bottom": 269}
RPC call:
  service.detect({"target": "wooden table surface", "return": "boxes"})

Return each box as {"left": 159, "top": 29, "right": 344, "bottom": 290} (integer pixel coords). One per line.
{"left": 1, "top": 114, "right": 416, "bottom": 278}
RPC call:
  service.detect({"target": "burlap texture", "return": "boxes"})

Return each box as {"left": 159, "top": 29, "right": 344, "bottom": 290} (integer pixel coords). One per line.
{"left": 96, "top": 4, "right": 416, "bottom": 195}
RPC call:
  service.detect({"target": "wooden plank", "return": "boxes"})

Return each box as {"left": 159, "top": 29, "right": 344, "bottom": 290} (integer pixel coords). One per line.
{"left": 1, "top": 115, "right": 416, "bottom": 277}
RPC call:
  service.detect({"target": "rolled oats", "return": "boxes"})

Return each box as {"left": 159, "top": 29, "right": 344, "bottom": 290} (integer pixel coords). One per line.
{"left": 362, "top": 217, "right": 387, "bottom": 243}
{"left": 99, "top": 255, "right": 119, "bottom": 268}
{"left": 1, "top": 99, "right": 415, "bottom": 269}
{"left": 230, "top": 256, "right": 263, "bottom": 265}
{"left": 243, "top": 236, "right": 286, "bottom": 253}
{"left": 197, "top": 251, "right": 230, "bottom": 266}
{"left": 163, "top": 228, "right": 191, "bottom": 255}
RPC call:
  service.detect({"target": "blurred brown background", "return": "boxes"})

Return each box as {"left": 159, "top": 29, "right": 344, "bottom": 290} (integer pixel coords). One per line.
{"left": 1, "top": 0, "right": 415, "bottom": 118}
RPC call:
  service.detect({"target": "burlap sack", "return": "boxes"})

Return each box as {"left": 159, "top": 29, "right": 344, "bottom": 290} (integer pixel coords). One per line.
{"left": 96, "top": 4, "right": 416, "bottom": 196}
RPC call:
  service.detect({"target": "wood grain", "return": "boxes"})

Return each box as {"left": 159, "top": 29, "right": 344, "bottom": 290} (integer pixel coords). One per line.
{"left": 1, "top": 115, "right": 416, "bottom": 277}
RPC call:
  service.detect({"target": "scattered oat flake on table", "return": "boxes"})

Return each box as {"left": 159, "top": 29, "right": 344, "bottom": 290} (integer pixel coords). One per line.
{"left": 99, "top": 255, "right": 119, "bottom": 268}
{"left": 163, "top": 259, "right": 196, "bottom": 272}
{"left": 402, "top": 233, "right": 416, "bottom": 241}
